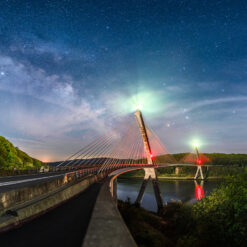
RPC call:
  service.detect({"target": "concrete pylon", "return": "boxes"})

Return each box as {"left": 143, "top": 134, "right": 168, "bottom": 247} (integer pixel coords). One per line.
{"left": 134, "top": 110, "right": 164, "bottom": 213}
{"left": 194, "top": 147, "right": 204, "bottom": 180}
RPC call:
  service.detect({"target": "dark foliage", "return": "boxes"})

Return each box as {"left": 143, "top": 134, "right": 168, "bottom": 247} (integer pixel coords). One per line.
{"left": 119, "top": 171, "right": 247, "bottom": 247}
{"left": 0, "top": 136, "right": 43, "bottom": 170}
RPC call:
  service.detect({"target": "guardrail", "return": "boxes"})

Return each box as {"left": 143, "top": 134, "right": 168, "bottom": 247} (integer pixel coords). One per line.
{"left": 63, "top": 164, "right": 157, "bottom": 183}
{"left": 0, "top": 163, "right": 159, "bottom": 178}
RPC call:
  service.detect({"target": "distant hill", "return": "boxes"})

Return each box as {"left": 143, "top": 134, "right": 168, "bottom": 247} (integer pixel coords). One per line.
{"left": 49, "top": 152, "right": 247, "bottom": 168}
{"left": 163, "top": 153, "right": 247, "bottom": 166}
{"left": 0, "top": 136, "right": 43, "bottom": 170}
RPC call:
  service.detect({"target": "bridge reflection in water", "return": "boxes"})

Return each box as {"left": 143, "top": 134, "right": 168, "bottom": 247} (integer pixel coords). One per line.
{"left": 117, "top": 178, "right": 221, "bottom": 211}
{"left": 195, "top": 180, "right": 205, "bottom": 200}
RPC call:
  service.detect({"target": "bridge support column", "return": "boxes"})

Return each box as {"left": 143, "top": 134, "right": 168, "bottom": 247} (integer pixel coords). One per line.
{"left": 151, "top": 177, "right": 164, "bottom": 214}
{"left": 175, "top": 167, "right": 181, "bottom": 175}
{"left": 194, "top": 166, "right": 204, "bottom": 180}
{"left": 194, "top": 146, "right": 204, "bottom": 180}
{"left": 205, "top": 166, "right": 209, "bottom": 178}
{"left": 134, "top": 110, "right": 164, "bottom": 214}
{"left": 135, "top": 168, "right": 164, "bottom": 214}
{"left": 135, "top": 177, "right": 149, "bottom": 204}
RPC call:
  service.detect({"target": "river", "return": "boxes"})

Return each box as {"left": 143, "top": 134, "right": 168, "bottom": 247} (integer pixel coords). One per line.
{"left": 117, "top": 178, "right": 222, "bottom": 211}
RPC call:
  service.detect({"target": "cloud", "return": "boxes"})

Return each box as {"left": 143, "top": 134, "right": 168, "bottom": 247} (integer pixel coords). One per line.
{"left": 0, "top": 55, "right": 75, "bottom": 105}
{"left": 185, "top": 97, "right": 247, "bottom": 113}
{"left": 0, "top": 54, "right": 109, "bottom": 160}
{"left": 162, "top": 96, "right": 247, "bottom": 119}
{"left": 1, "top": 44, "right": 247, "bottom": 161}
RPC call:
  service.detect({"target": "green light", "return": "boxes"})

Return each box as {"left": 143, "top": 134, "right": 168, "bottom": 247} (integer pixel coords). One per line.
{"left": 111, "top": 89, "right": 166, "bottom": 116}
{"left": 189, "top": 137, "right": 202, "bottom": 148}
{"left": 189, "top": 138, "right": 206, "bottom": 149}
{"left": 192, "top": 139, "right": 200, "bottom": 148}
{"left": 135, "top": 104, "right": 143, "bottom": 111}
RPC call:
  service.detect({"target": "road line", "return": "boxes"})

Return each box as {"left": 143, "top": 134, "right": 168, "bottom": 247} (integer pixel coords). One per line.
{"left": 0, "top": 174, "right": 63, "bottom": 187}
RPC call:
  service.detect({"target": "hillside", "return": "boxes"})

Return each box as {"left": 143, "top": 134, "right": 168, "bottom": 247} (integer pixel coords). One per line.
{"left": 0, "top": 136, "right": 43, "bottom": 170}
{"left": 121, "top": 153, "right": 247, "bottom": 179}
{"left": 155, "top": 152, "right": 247, "bottom": 166}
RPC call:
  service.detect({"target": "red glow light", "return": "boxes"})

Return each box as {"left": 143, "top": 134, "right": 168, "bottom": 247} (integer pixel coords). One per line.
{"left": 195, "top": 185, "right": 204, "bottom": 200}
{"left": 197, "top": 159, "right": 202, "bottom": 165}
{"left": 150, "top": 153, "right": 154, "bottom": 159}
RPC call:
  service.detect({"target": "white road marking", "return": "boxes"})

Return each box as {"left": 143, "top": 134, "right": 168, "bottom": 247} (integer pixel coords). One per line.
{"left": 0, "top": 174, "right": 63, "bottom": 187}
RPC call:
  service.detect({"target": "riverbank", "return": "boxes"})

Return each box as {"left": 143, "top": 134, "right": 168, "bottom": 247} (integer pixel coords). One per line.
{"left": 119, "top": 166, "right": 245, "bottom": 180}
{"left": 158, "top": 175, "right": 224, "bottom": 180}
{"left": 119, "top": 173, "right": 225, "bottom": 180}
{"left": 118, "top": 171, "right": 247, "bottom": 247}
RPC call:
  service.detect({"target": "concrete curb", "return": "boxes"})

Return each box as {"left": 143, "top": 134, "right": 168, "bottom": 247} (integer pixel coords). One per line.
{"left": 82, "top": 176, "right": 137, "bottom": 247}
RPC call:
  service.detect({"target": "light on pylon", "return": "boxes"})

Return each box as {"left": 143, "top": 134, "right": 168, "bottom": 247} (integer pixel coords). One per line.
{"left": 197, "top": 159, "right": 202, "bottom": 165}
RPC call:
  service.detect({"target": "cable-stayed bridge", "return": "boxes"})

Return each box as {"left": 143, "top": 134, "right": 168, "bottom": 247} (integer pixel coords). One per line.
{"left": 0, "top": 110, "right": 210, "bottom": 247}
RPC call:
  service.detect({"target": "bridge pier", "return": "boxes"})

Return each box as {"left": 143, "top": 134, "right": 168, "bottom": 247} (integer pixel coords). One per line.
{"left": 134, "top": 110, "right": 164, "bottom": 213}
{"left": 194, "top": 146, "right": 205, "bottom": 180}
{"left": 151, "top": 177, "right": 164, "bottom": 214}
{"left": 175, "top": 167, "right": 181, "bottom": 175}
{"left": 135, "top": 168, "right": 164, "bottom": 214}
{"left": 194, "top": 166, "right": 204, "bottom": 180}
{"left": 135, "top": 177, "right": 149, "bottom": 204}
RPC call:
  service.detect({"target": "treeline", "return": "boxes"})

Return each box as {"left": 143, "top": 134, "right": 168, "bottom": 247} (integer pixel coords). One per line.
{"left": 157, "top": 153, "right": 247, "bottom": 166}
{"left": 121, "top": 165, "right": 245, "bottom": 179}
{"left": 121, "top": 152, "right": 247, "bottom": 178}
{"left": 204, "top": 153, "right": 247, "bottom": 166}
{"left": 0, "top": 136, "right": 43, "bottom": 170}
{"left": 118, "top": 171, "right": 247, "bottom": 247}
{"left": 156, "top": 166, "right": 245, "bottom": 178}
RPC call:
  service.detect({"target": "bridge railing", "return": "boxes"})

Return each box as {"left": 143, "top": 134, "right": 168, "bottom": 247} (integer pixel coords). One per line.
{"left": 0, "top": 163, "right": 159, "bottom": 178}
{"left": 62, "top": 163, "right": 157, "bottom": 182}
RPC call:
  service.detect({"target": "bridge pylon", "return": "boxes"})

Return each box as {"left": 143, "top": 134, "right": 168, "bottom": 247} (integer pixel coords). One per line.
{"left": 194, "top": 147, "right": 204, "bottom": 180}
{"left": 134, "top": 110, "right": 164, "bottom": 213}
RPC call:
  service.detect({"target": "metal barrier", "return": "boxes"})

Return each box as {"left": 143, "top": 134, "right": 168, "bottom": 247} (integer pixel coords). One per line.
{"left": 63, "top": 164, "right": 155, "bottom": 183}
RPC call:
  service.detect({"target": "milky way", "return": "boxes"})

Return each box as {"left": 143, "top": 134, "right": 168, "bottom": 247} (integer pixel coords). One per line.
{"left": 0, "top": 0, "right": 247, "bottom": 161}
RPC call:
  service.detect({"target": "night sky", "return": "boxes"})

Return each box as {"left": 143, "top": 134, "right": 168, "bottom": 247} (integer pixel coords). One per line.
{"left": 0, "top": 0, "right": 247, "bottom": 161}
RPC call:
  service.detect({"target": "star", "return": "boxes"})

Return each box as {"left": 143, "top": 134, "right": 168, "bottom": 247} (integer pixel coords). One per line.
{"left": 0, "top": 0, "right": 245, "bottom": 158}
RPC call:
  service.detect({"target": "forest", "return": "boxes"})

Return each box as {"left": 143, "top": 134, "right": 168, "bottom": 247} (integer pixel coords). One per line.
{"left": 0, "top": 136, "right": 43, "bottom": 170}
{"left": 121, "top": 152, "right": 247, "bottom": 179}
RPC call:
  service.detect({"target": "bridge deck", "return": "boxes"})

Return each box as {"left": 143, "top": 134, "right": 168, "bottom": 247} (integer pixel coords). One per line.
{"left": 0, "top": 181, "right": 102, "bottom": 247}
{"left": 0, "top": 172, "right": 66, "bottom": 193}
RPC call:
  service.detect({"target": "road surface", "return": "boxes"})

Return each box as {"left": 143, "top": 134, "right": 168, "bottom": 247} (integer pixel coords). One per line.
{"left": 0, "top": 172, "right": 66, "bottom": 193}
{"left": 0, "top": 181, "right": 102, "bottom": 247}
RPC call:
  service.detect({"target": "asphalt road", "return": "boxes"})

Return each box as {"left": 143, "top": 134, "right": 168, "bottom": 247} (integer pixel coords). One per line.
{"left": 0, "top": 181, "right": 102, "bottom": 247}
{"left": 0, "top": 172, "right": 66, "bottom": 193}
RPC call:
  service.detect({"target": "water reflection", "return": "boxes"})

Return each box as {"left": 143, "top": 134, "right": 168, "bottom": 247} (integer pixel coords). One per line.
{"left": 195, "top": 180, "right": 205, "bottom": 200}
{"left": 117, "top": 178, "right": 221, "bottom": 212}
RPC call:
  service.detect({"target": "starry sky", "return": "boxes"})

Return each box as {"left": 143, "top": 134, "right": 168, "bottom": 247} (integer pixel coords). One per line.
{"left": 0, "top": 0, "right": 247, "bottom": 161}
